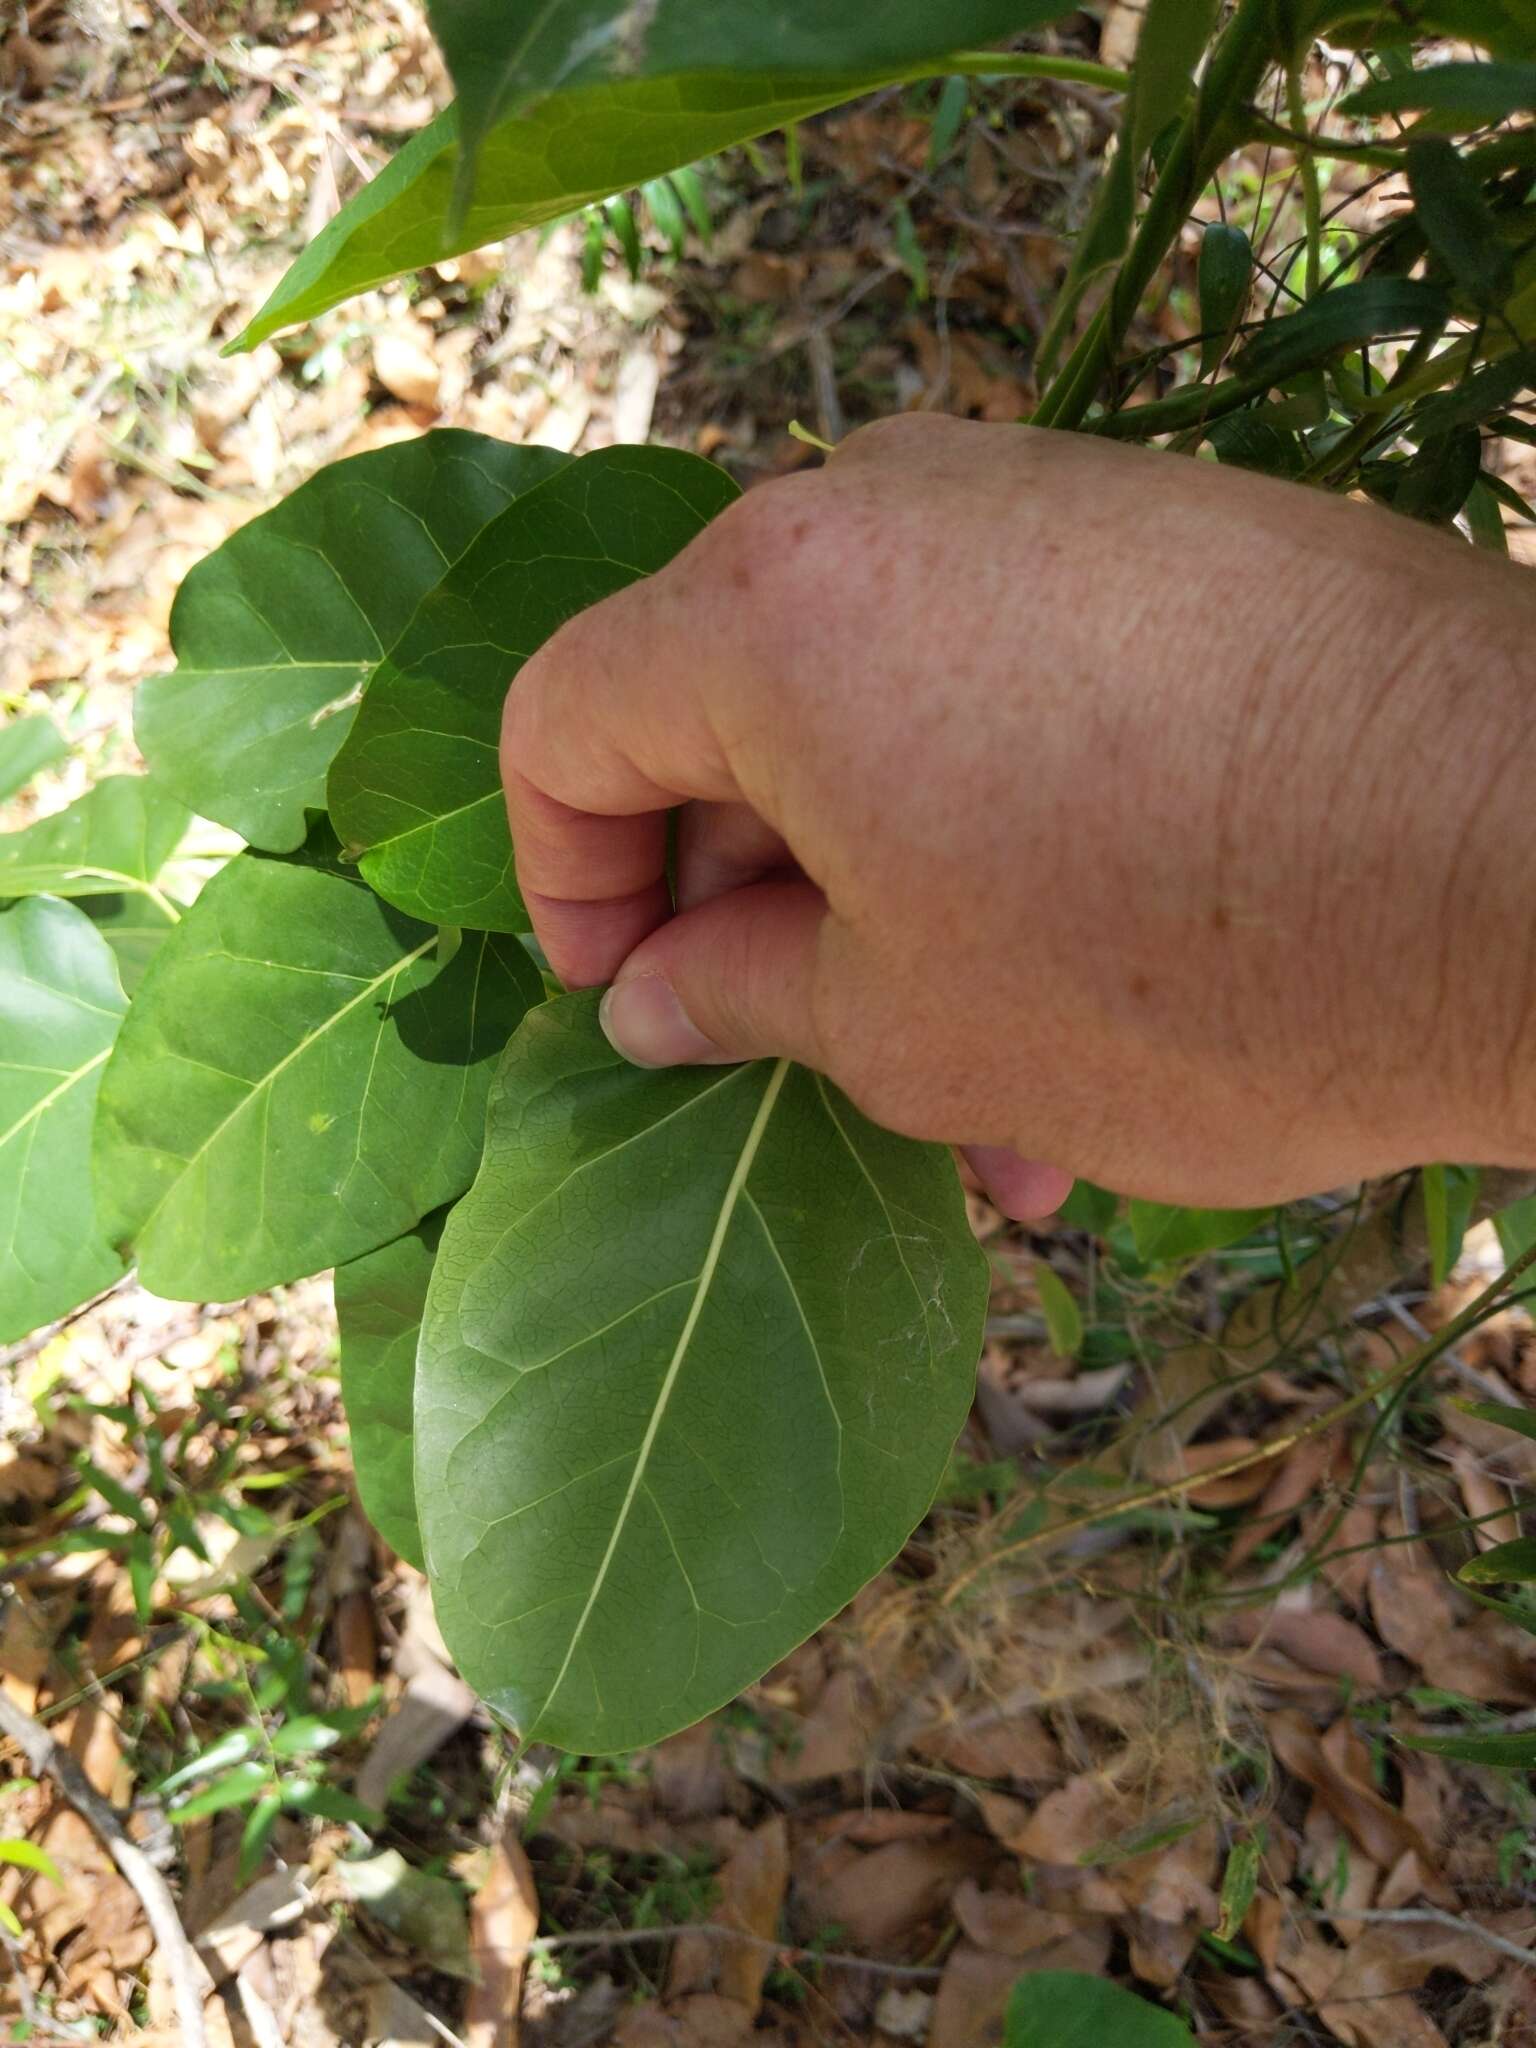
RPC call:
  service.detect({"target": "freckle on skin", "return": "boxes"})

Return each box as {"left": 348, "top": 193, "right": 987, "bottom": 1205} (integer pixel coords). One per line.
{"left": 790, "top": 520, "right": 812, "bottom": 545}
{"left": 1210, "top": 904, "right": 1230, "bottom": 933}
{"left": 730, "top": 561, "right": 751, "bottom": 590}
{"left": 1129, "top": 972, "right": 1152, "bottom": 1001}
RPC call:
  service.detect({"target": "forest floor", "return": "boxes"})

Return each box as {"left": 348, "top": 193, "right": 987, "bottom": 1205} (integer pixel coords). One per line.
{"left": 4, "top": 3, "right": 1536, "bottom": 2045}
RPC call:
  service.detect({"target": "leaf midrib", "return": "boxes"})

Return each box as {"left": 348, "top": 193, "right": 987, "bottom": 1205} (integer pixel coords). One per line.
{"left": 530, "top": 1055, "right": 791, "bottom": 1734}
{"left": 0, "top": 1047, "right": 111, "bottom": 1152}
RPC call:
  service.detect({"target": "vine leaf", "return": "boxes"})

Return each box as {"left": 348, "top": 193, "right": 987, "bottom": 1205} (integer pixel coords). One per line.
{"left": 93, "top": 833, "right": 543, "bottom": 1300}
{"left": 0, "top": 897, "right": 128, "bottom": 1343}
{"left": 0, "top": 777, "right": 190, "bottom": 906}
{"left": 327, "top": 446, "right": 737, "bottom": 933}
{"left": 414, "top": 992, "right": 988, "bottom": 1755}
{"left": 233, "top": 2, "right": 1077, "bottom": 348}
{"left": 335, "top": 1212, "right": 445, "bottom": 1568}
{"left": 135, "top": 433, "right": 570, "bottom": 852}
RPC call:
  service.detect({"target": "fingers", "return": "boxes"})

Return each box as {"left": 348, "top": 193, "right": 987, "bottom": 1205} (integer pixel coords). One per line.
{"left": 502, "top": 569, "right": 746, "bottom": 988}
{"left": 598, "top": 878, "right": 829, "bottom": 1072}
{"left": 675, "top": 802, "right": 795, "bottom": 912}
{"left": 960, "top": 1146, "right": 1074, "bottom": 1223}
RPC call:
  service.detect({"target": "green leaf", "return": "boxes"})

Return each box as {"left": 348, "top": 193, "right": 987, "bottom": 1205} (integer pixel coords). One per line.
{"left": 643, "top": 175, "right": 687, "bottom": 259}
{"left": 1206, "top": 412, "right": 1307, "bottom": 477}
{"left": 171, "top": 1759, "right": 273, "bottom": 1820}
{"left": 0, "top": 715, "right": 67, "bottom": 803}
{"left": 1128, "top": 0, "right": 1219, "bottom": 159}
{"left": 1128, "top": 1200, "right": 1272, "bottom": 1264}
{"left": 1057, "top": 1180, "right": 1117, "bottom": 1234}
{"left": 81, "top": 893, "right": 181, "bottom": 996}
{"left": 1216, "top": 1829, "right": 1264, "bottom": 1942}
{"left": 327, "top": 446, "right": 737, "bottom": 933}
{"left": 335, "top": 1214, "right": 444, "bottom": 1569}
{"left": 0, "top": 1839, "right": 62, "bottom": 1884}
{"left": 1422, "top": 1163, "right": 1480, "bottom": 1286}
{"left": 415, "top": 991, "right": 988, "bottom": 1754}
{"left": 1492, "top": 1193, "right": 1536, "bottom": 1264}
{"left": 93, "top": 835, "right": 543, "bottom": 1300}
{"left": 158, "top": 1728, "right": 261, "bottom": 1796}
{"left": 280, "top": 1781, "right": 382, "bottom": 1828}
{"left": 604, "top": 195, "right": 642, "bottom": 279}
{"left": 1396, "top": 1727, "right": 1536, "bottom": 1767}
{"left": 1407, "top": 137, "right": 1514, "bottom": 304}
{"left": 1467, "top": 477, "right": 1511, "bottom": 552}
{"left": 424, "top": 0, "right": 1073, "bottom": 219}
{"left": 1198, "top": 223, "right": 1253, "bottom": 378}
{"left": 1035, "top": 1263, "right": 1083, "bottom": 1359}
{"left": 1232, "top": 278, "right": 1450, "bottom": 387}
{"left": 134, "top": 433, "right": 569, "bottom": 851}
{"left": 236, "top": 5, "right": 1077, "bottom": 349}
{"left": 670, "top": 163, "right": 712, "bottom": 244}
{"left": 0, "top": 777, "right": 190, "bottom": 906}
{"left": 0, "top": 897, "right": 128, "bottom": 1344}
{"left": 1455, "top": 1400, "right": 1536, "bottom": 1444}
{"left": 1317, "top": 0, "right": 1536, "bottom": 60}
{"left": 271, "top": 1708, "right": 372, "bottom": 1757}
{"left": 1415, "top": 348, "right": 1536, "bottom": 437}
{"left": 1036, "top": 141, "right": 1136, "bottom": 379}
{"left": 1005, "top": 1971, "right": 1197, "bottom": 2048}
{"left": 1341, "top": 60, "right": 1536, "bottom": 126}
{"left": 238, "top": 1792, "right": 283, "bottom": 1883}
{"left": 1458, "top": 1537, "right": 1536, "bottom": 1584}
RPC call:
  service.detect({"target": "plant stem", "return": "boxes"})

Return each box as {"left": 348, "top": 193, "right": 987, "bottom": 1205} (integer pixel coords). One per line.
{"left": 1286, "top": 59, "right": 1323, "bottom": 300}
{"left": 1034, "top": 0, "right": 1281, "bottom": 430}
{"left": 936, "top": 49, "right": 1131, "bottom": 93}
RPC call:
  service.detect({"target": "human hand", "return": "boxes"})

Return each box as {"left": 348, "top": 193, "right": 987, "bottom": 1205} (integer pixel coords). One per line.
{"left": 502, "top": 415, "right": 1536, "bottom": 1213}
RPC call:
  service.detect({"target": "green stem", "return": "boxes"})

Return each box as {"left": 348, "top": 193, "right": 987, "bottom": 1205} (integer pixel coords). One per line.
{"left": 1286, "top": 59, "right": 1322, "bottom": 301}
{"left": 1034, "top": 0, "right": 1280, "bottom": 431}
{"left": 936, "top": 49, "right": 1131, "bottom": 93}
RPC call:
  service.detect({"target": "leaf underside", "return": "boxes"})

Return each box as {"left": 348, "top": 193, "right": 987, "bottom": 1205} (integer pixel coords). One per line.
{"left": 415, "top": 992, "right": 988, "bottom": 1755}
{"left": 93, "top": 832, "right": 542, "bottom": 1300}
{"left": 0, "top": 777, "right": 191, "bottom": 902}
{"left": 236, "top": 2, "right": 1079, "bottom": 348}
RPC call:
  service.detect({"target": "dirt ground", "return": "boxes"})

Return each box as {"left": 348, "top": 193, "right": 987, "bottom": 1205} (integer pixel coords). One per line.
{"left": 4, "top": 4, "right": 1536, "bottom": 2045}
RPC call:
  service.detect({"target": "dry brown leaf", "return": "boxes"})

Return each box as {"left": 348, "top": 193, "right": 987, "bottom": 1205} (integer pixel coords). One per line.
{"left": 910, "top": 1706, "right": 1062, "bottom": 1786}
{"left": 462, "top": 1824, "right": 539, "bottom": 2048}
{"left": 794, "top": 1827, "right": 994, "bottom": 1954}
{"left": 1228, "top": 1433, "right": 1340, "bottom": 1569}
{"left": 668, "top": 1815, "right": 788, "bottom": 2014}
{"left": 333, "top": 1589, "right": 377, "bottom": 1708}
{"left": 371, "top": 324, "right": 441, "bottom": 411}
{"left": 1367, "top": 1548, "right": 1457, "bottom": 1662}
{"left": 614, "top": 1993, "right": 759, "bottom": 2046}
{"left": 1453, "top": 1445, "right": 1523, "bottom": 1549}
{"left": 770, "top": 1667, "right": 874, "bottom": 1784}
{"left": 1419, "top": 1614, "right": 1536, "bottom": 1704}
{"left": 928, "top": 1926, "right": 1111, "bottom": 2048}
{"left": 950, "top": 1877, "right": 1085, "bottom": 1957}
{"left": 1011, "top": 1774, "right": 1128, "bottom": 1868}
{"left": 1227, "top": 1605, "right": 1384, "bottom": 1690}
{"left": 1126, "top": 1910, "right": 1198, "bottom": 1988}
{"left": 650, "top": 1721, "right": 740, "bottom": 1820}
{"left": 1267, "top": 1711, "right": 1441, "bottom": 1883}
{"left": 353, "top": 1656, "right": 476, "bottom": 1815}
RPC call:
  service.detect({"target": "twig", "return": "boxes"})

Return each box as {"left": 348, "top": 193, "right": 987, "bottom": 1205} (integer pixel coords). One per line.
{"left": 528, "top": 1922, "right": 943, "bottom": 1982}
{"left": 0, "top": 1689, "right": 211, "bottom": 2048}
{"left": 1305, "top": 1905, "right": 1534, "bottom": 1973}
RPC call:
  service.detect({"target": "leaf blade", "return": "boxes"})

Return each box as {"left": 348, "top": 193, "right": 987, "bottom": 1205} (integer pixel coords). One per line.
{"left": 134, "top": 433, "right": 570, "bottom": 851}
{"left": 0, "top": 897, "right": 128, "bottom": 1343}
{"left": 327, "top": 446, "right": 738, "bottom": 932}
{"left": 93, "top": 836, "right": 542, "bottom": 1300}
{"left": 415, "top": 992, "right": 987, "bottom": 1754}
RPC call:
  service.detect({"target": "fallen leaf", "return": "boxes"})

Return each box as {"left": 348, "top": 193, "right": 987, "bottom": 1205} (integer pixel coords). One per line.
{"left": 668, "top": 1815, "right": 787, "bottom": 2014}
{"left": 463, "top": 1823, "right": 539, "bottom": 2048}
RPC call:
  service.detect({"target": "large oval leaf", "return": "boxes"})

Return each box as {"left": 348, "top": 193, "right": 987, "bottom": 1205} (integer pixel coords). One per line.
{"left": 1005, "top": 1973, "right": 1197, "bottom": 2048}
{"left": 415, "top": 992, "right": 988, "bottom": 1754}
{"left": 93, "top": 836, "right": 542, "bottom": 1300}
{"left": 0, "top": 897, "right": 128, "bottom": 1342}
{"left": 327, "top": 446, "right": 737, "bottom": 933}
{"left": 334, "top": 1212, "right": 444, "bottom": 1568}
{"left": 135, "top": 434, "right": 569, "bottom": 852}
{"left": 0, "top": 777, "right": 190, "bottom": 905}
{"left": 235, "top": 3, "right": 1077, "bottom": 348}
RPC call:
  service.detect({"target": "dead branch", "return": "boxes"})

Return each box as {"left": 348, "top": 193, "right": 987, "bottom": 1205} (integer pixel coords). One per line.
{"left": 0, "top": 1688, "right": 211, "bottom": 2048}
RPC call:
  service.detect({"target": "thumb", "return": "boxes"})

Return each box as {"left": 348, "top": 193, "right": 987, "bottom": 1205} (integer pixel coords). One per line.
{"left": 598, "top": 878, "right": 829, "bottom": 1073}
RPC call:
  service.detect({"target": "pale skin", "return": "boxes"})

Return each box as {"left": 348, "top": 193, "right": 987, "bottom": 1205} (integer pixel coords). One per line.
{"left": 501, "top": 414, "right": 1536, "bottom": 1218}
